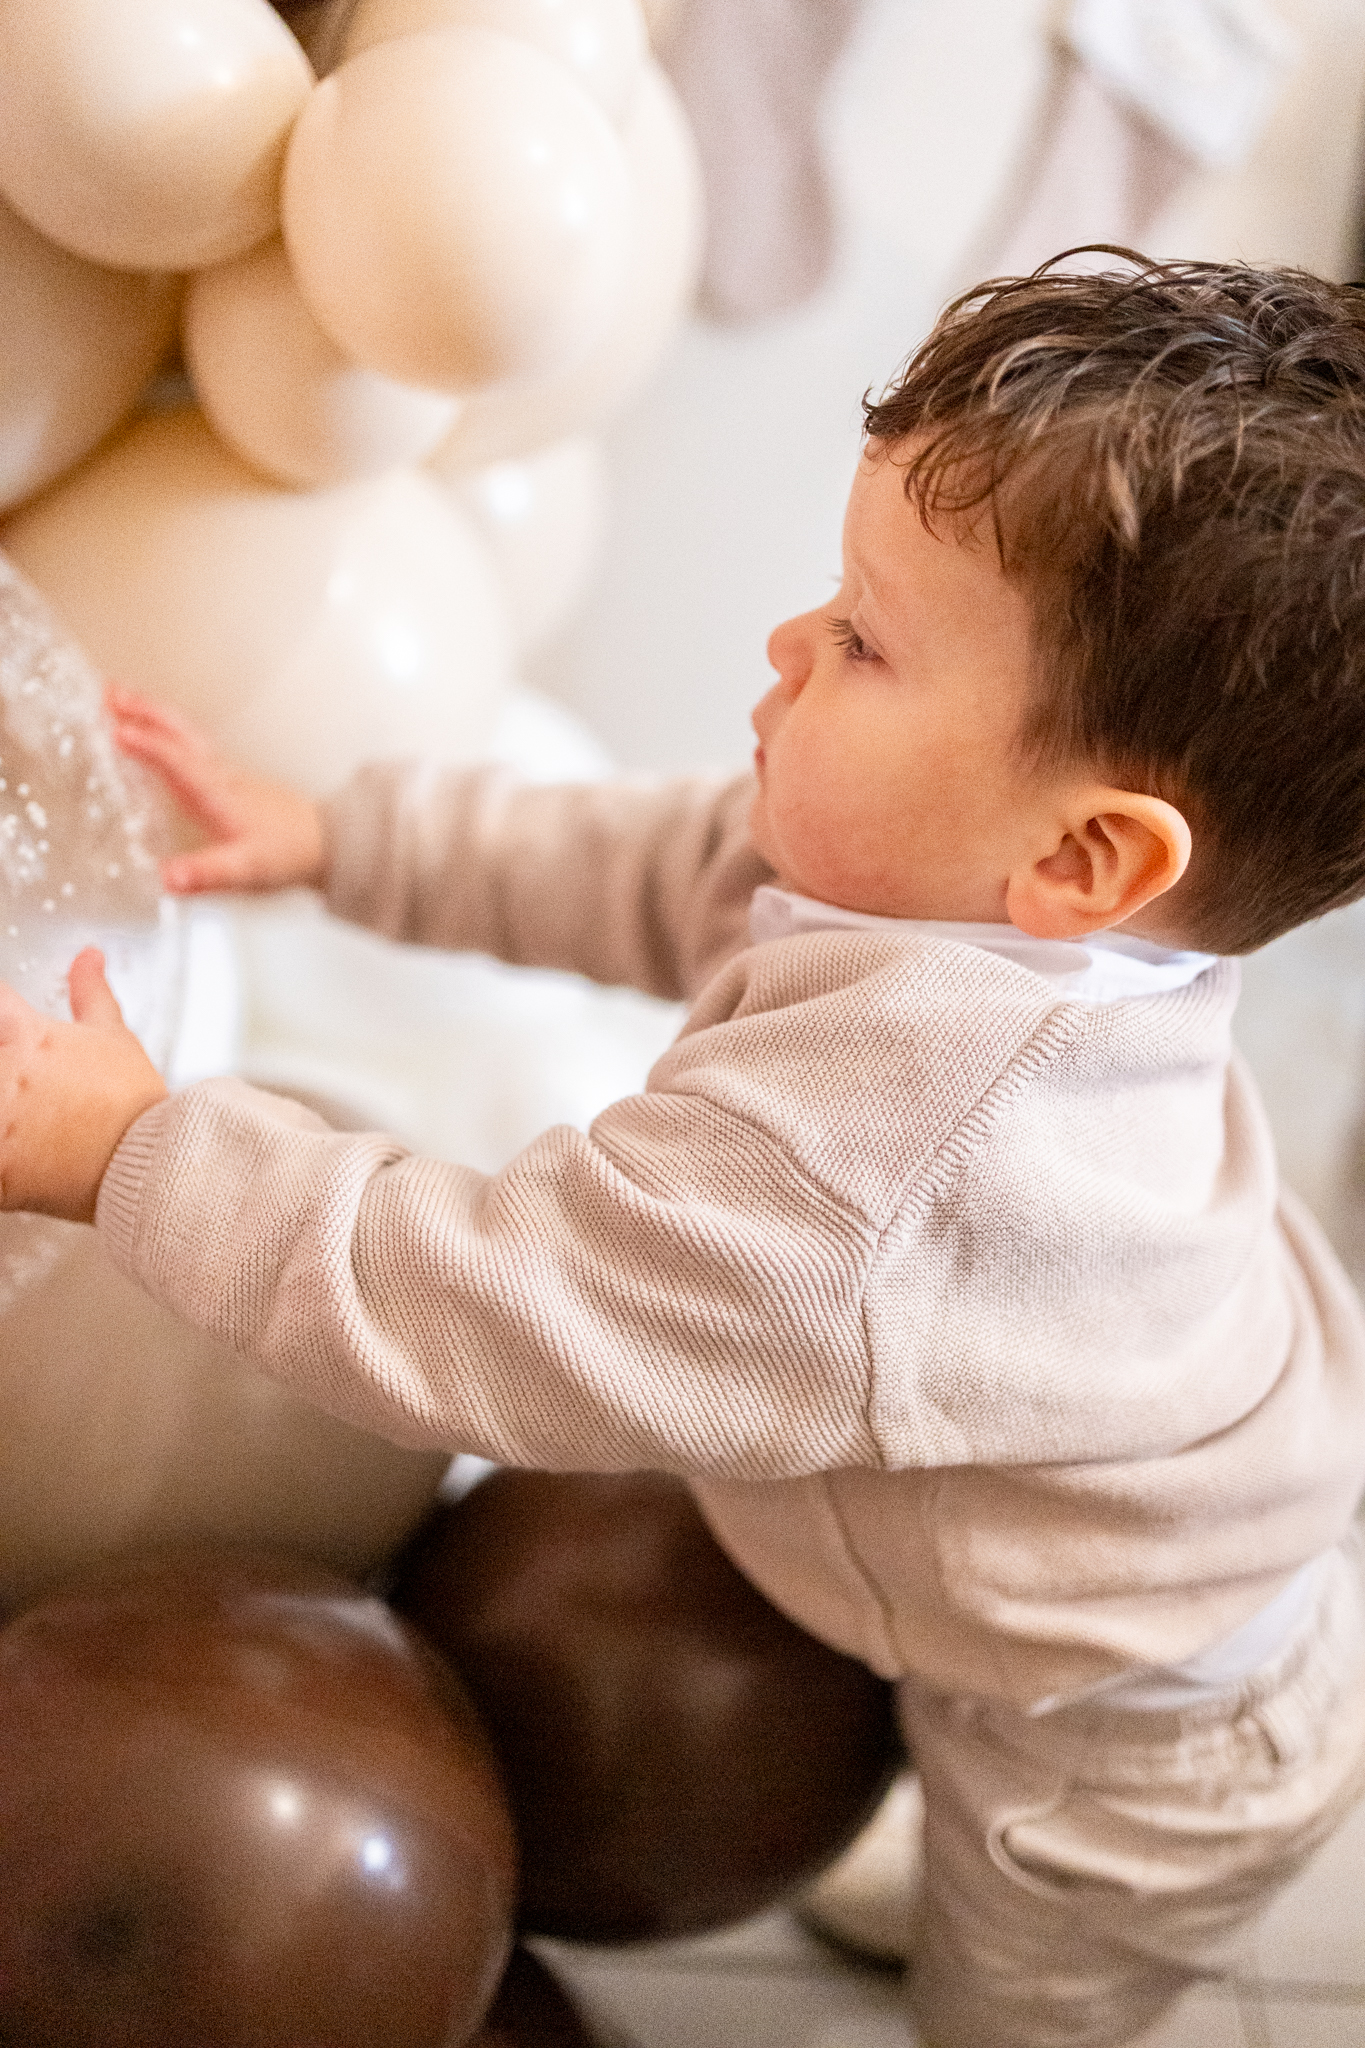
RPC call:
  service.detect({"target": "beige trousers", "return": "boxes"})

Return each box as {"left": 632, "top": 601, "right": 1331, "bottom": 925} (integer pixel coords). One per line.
{"left": 897, "top": 1537, "right": 1365, "bottom": 2048}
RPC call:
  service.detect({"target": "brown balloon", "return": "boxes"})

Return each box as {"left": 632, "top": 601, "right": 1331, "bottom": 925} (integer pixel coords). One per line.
{"left": 472, "top": 1947, "right": 596, "bottom": 2047}
{"left": 390, "top": 1472, "right": 903, "bottom": 1943}
{"left": 0, "top": 1551, "right": 518, "bottom": 2048}
{"left": 266, "top": 0, "right": 355, "bottom": 70}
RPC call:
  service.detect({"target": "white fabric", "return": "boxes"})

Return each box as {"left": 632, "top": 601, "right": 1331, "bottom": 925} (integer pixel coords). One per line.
{"left": 748, "top": 885, "right": 1217, "bottom": 1005}
{"left": 1036, "top": 1553, "right": 1332, "bottom": 1714}
{"left": 899, "top": 1537, "right": 1365, "bottom": 2047}
{"left": 1064, "top": 0, "right": 1297, "bottom": 169}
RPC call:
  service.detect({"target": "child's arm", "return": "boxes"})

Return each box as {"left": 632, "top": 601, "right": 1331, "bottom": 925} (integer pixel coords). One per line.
{"left": 110, "top": 689, "right": 771, "bottom": 1003}
{"left": 324, "top": 762, "right": 769, "bottom": 1001}
{"left": 87, "top": 1053, "right": 880, "bottom": 1476}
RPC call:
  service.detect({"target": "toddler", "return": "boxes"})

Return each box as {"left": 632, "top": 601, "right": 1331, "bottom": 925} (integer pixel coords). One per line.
{"left": 6, "top": 256, "right": 1365, "bottom": 2047}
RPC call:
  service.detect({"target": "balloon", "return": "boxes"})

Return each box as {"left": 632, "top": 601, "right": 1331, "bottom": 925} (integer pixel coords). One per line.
{"left": 431, "top": 58, "right": 700, "bottom": 465}
{"left": 0, "top": 1552, "right": 517, "bottom": 2048}
{"left": 0, "top": 1224, "right": 452, "bottom": 1611}
{"left": 0, "top": 195, "right": 180, "bottom": 517}
{"left": 2, "top": 408, "right": 512, "bottom": 796}
{"left": 0, "top": 543, "right": 184, "bottom": 1339}
{"left": 0, "top": 550, "right": 180, "bottom": 1060}
{"left": 282, "top": 28, "right": 632, "bottom": 390}
{"left": 343, "top": 0, "right": 648, "bottom": 126}
{"left": 437, "top": 437, "right": 606, "bottom": 653}
{"left": 0, "top": 0, "right": 315, "bottom": 272}
{"left": 391, "top": 1472, "right": 904, "bottom": 1942}
{"left": 185, "top": 238, "right": 460, "bottom": 489}
{"left": 474, "top": 1949, "right": 595, "bottom": 2047}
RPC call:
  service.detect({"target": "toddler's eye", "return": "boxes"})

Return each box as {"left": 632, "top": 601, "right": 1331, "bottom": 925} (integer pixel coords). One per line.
{"left": 828, "top": 616, "right": 873, "bottom": 661}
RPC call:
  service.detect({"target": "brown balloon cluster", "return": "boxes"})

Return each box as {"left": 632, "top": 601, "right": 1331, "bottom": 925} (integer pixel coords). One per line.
{"left": 0, "top": 1474, "right": 900, "bottom": 2045}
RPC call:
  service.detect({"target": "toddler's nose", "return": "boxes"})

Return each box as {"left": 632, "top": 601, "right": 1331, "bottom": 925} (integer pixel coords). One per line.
{"left": 765, "top": 611, "right": 814, "bottom": 696}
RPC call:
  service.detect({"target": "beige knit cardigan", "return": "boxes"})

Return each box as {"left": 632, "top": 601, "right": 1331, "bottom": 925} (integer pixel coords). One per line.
{"left": 97, "top": 767, "right": 1365, "bottom": 1707}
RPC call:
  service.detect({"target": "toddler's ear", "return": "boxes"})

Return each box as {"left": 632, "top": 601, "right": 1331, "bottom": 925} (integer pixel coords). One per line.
{"left": 1007, "top": 789, "right": 1191, "bottom": 940}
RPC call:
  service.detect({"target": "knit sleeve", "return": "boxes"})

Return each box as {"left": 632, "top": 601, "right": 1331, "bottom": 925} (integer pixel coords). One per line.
{"left": 321, "top": 764, "right": 773, "bottom": 1002}
{"left": 95, "top": 1071, "right": 880, "bottom": 1477}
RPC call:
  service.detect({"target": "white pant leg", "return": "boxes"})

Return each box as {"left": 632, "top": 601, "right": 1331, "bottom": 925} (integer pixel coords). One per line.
{"left": 898, "top": 1538, "right": 1365, "bottom": 2048}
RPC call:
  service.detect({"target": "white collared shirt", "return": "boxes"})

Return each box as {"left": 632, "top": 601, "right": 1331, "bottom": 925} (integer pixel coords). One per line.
{"left": 749, "top": 885, "right": 1217, "bottom": 1005}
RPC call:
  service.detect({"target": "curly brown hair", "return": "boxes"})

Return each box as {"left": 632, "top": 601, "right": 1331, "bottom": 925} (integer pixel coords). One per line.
{"left": 863, "top": 253, "right": 1365, "bottom": 953}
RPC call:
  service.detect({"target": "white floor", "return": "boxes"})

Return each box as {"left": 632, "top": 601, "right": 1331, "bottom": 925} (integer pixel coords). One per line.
{"left": 532, "top": 1788, "right": 1365, "bottom": 2047}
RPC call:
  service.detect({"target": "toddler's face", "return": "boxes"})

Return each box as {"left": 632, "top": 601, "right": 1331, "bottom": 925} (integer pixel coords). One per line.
{"left": 749, "top": 444, "right": 1057, "bottom": 924}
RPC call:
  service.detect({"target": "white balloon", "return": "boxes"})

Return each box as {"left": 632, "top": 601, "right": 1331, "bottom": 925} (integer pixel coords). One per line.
{"left": 282, "top": 27, "right": 633, "bottom": 389}
{"left": 0, "top": 0, "right": 314, "bottom": 271}
{"left": 431, "top": 59, "right": 700, "bottom": 465}
{"left": 184, "top": 237, "right": 460, "bottom": 489}
{"left": 437, "top": 436, "right": 607, "bottom": 653}
{"left": 0, "top": 196, "right": 181, "bottom": 517}
{"left": 0, "top": 1221, "right": 450, "bottom": 1609}
{"left": 343, "top": 0, "right": 648, "bottom": 126}
{"left": 2, "top": 408, "right": 512, "bottom": 796}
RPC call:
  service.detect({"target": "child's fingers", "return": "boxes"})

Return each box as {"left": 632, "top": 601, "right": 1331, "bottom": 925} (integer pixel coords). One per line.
{"left": 67, "top": 947, "right": 125, "bottom": 1031}
{"left": 107, "top": 694, "right": 215, "bottom": 783}
{"left": 161, "top": 842, "right": 274, "bottom": 896}
{"left": 113, "top": 722, "right": 237, "bottom": 832}
{"left": 104, "top": 685, "right": 199, "bottom": 746}
{"left": 114, "top": 717, "right": 209, "bottom": 787}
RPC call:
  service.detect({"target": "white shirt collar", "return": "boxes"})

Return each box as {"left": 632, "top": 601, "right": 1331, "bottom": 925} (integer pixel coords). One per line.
{"left": 748, "top": 886, "right": 1217, "bottom": 1005}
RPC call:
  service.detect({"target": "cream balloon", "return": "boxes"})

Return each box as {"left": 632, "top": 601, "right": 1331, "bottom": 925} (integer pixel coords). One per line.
{"left": 0, "top": 1222, "right": 449, "bottom": 1609}
{"left": 282, "top": 27, "right": 633, "bottom": 390}
{"left": 431, "top": 60, "right": 701, "bottom": 465}
{"left": 184, "top": 237, "right": 460, "bottom": 489}
{"left": 436, "top": 436, "right": 607, "bottom": 654}
{"left": 0, "top": 0, "right": 314, "bottom": 271}
{"left": 2, "top": 409, "right": 512, "bottom": 796}
{"left": 0, "top": 193, "right": 181, "bottom": 516}
{"left": 342, "top": 0, "right": 647, "bottom": 125}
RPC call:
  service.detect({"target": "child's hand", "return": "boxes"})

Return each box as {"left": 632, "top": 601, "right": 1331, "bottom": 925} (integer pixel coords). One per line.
{"left": 0, "top": 949, "right": 168, "bottom": 1223}
{"left": 106, "top": 686, "right": 326, "bottom": 896}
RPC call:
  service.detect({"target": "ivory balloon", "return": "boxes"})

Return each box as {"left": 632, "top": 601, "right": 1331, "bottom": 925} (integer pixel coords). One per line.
{"left": 283, "top": 28, "right": 632, "bottom": 389}
{"left": 0, "top": 196, "right": 180, "bottom": 516}
{"left": 343, "top": 0, "right": 647, "bottom": 126}
{"left": 0, "top": 0, "right": 314, "bottom": 272}
{"left": 2, "top": 409, "right": 512, "bottom": 796}
{"left": 0, "top": 1226, "right": 450, "bottom": 1610}
{"left": 438, "top": 437, "right": 606, "bottom": 653}
{"left": 432, "top": 59, "right": 701, "bottom": 465}
{"left": 185, "top": 238, "right": 460, "bottom": 489}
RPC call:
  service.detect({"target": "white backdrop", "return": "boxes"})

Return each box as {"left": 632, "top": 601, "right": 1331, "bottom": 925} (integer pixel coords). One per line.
{"left": 535, "top": 0, "right": 1365, "bottom": 776}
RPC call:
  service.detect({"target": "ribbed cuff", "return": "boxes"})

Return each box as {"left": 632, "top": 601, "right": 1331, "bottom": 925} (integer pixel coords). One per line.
{"left": 94, "top": 1100, "right": 167, "bottom": 1274}
{"left": 320, "top": 769, "right": 389, "bottom": 929}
